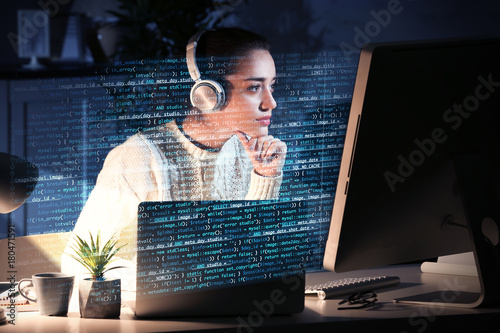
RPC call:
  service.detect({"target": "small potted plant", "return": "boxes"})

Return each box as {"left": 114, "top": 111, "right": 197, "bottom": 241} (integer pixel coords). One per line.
{"left": 66, "top": 231, "right": 127, "bottom": 318}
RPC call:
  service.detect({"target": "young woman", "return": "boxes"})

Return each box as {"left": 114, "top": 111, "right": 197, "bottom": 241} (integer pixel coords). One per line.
{"left": 63, "top": 28, "right": 287, "bottom": 287}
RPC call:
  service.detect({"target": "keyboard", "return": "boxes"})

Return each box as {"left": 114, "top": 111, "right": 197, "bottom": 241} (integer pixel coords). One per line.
{"left": 305, "top": 275, "right": 400, "bottom": 300}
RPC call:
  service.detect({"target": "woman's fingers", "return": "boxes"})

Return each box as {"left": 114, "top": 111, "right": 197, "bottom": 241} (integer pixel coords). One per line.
{"left": 264, "top": 138, "right": 285, "bottom": 157}
{"left": 239, "top": 133, "right": 274, "bottom": 161}
{"left": 235, "top": 131, "right": 287, "bottom": 177}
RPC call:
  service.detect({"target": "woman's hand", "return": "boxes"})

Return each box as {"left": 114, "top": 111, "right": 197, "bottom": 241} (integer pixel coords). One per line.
{"left": 235, "top": 131, "right": 287, "bottom": 178}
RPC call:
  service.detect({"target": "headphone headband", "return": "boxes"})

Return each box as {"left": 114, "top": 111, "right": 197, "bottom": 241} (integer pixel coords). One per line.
{"left": 186, "top": 31, "right": 204, "bottom": 82}
{"left": 186, "top": 30, "right": 225, "bottom": 113}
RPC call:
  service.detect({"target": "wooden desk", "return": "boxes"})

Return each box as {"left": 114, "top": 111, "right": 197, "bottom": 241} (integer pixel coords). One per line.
{"left": 3, "top": 265, "right": 500, "bottom": 333}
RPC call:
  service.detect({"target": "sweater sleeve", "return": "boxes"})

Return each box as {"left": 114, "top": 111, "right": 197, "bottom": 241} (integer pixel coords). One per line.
{"left": 224, "top": 135, "right": 283, "bottom": 200}
{"left": 244, "top": 170, "right": 283, "bottom": 200}
{"left": 61, "top": 134, "right": 159, "bottom": 291}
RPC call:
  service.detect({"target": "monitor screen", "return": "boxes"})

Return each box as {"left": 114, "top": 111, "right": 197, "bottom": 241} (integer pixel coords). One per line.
{"left": 324, "top": 38, "right": 500, "bottom": 274}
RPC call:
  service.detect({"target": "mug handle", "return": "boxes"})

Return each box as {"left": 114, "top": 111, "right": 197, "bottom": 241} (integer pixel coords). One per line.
{"left": 18, "top": 278, "right": 37, "bottom": 303}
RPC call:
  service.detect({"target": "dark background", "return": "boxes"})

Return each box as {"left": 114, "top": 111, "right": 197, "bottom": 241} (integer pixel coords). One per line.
{"left": 1, "top": 0, "right": 499, "bottom": 260}
{"left": 1, "top": 0, "right": 500, "bottom": 67}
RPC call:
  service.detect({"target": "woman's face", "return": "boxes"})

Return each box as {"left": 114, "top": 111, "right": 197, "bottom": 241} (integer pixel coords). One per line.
{"left": 222, "top": 49, "right": 277, "bottom": 138}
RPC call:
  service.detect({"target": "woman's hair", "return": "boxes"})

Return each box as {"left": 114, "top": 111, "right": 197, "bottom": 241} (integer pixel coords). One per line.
{"left": 197, "top": 28, "right": 270, "bottom": 58}
{"left": 195, "top": 28, "right": 271, "bottom": 80}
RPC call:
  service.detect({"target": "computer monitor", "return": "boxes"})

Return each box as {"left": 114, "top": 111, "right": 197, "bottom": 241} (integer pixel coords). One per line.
{"left": 323, "top": 37, "right": 500, "bottom": 307}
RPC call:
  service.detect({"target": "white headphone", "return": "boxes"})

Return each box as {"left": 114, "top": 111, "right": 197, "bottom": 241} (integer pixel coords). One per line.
{"left": 186, "top": 31, "right": 226, "bottom": 113}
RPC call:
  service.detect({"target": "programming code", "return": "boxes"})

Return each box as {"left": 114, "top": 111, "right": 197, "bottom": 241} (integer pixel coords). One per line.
{"left": 7, "top": 50, "right": 356, "bottom": 270}
{"left": 136, "top": 199, "right": 332, "bottom": 297}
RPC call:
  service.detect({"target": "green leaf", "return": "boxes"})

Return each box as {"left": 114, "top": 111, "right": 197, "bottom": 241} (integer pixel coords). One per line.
{"left": 65, "top": 231, "right": 127, "bottom": 281}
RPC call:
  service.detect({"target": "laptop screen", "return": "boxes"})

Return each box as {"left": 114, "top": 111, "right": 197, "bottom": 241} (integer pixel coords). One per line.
{"left": 136, "top": 200, "right": 316, "bottom": 298}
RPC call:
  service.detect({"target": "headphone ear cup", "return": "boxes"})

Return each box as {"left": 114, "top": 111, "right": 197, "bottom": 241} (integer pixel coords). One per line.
{"left": 190, "top": 79, "right": 225, "bottom": 113}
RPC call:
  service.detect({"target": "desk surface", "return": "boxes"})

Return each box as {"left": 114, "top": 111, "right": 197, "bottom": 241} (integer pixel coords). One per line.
{"left": 3, "top": 265, "right": 500, "bottom": 333}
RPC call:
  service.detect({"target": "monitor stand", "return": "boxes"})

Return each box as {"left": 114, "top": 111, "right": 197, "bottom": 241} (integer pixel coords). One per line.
{"left": 395, "top": 154, "right": 500, "bottom": 308}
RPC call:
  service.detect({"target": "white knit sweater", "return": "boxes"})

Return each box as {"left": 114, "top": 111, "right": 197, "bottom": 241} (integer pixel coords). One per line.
{"left": 62, "top": 120, "right": 282, "bottom": 289}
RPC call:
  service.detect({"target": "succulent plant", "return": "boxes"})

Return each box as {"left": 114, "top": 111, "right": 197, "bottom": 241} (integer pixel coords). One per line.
{"left": 67, "top": 231, "right": 126, "bottom": 281}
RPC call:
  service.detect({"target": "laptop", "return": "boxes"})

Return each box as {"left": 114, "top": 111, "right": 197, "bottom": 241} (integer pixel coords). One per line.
{"left": 131, "top": 200, "right": 307, "bottom": 317}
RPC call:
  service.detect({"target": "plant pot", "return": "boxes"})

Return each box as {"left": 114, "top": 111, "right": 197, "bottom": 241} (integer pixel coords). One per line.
{"left": 78, "top": 278, "right": 121, "bottom": 318}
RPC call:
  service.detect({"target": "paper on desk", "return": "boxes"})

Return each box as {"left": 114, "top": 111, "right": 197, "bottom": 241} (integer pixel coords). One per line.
{"left": 421, "top": 252, "right": 478, "bottom": 277}
{"left": 0, "top": 285, "right": 38, "bottom": 312}
{"left": 437, "top": 252, "right": 476, "bottom": 265}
